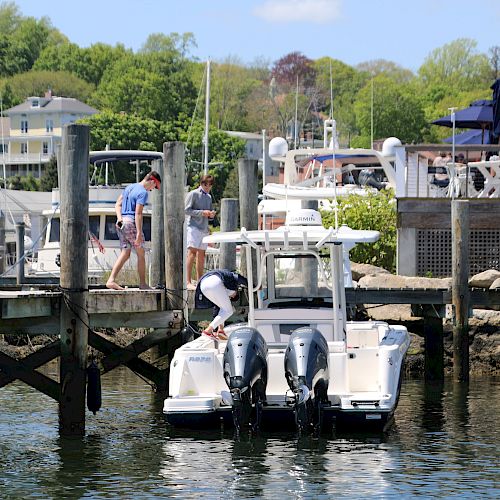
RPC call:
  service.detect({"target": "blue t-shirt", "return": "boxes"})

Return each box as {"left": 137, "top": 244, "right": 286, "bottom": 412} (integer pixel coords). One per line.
{"left": 121, "top": 183, "right": 148, "bottom": 221}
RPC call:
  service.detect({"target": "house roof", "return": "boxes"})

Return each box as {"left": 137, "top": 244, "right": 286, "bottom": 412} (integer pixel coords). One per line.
{"left": 0, "top": 189, "right": 53, "bottom": 215}
{"left": 5, "top": 96, "right": 98, "bottom": 116}
{"left": 225, "top": 131, "right": 263, "bottom": 141}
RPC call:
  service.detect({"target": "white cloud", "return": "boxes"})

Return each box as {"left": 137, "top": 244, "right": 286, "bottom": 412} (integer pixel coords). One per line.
{"left": 254, "top": 0, "right": 342, "bottom": 24}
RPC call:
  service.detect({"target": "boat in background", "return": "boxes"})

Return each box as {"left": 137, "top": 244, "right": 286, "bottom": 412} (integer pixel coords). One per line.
{"left": 29, "top": 150, "right": 162, "bottom": 279}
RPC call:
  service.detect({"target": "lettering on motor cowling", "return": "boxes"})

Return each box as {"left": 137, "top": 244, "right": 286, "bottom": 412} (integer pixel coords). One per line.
{"left": 188, "top": 356, "right": 211, "bottom": 363}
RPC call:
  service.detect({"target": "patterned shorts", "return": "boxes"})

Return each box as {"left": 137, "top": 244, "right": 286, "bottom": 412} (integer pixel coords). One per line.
{"left": 118, "top": 222, "right": 145, "bottom": 249}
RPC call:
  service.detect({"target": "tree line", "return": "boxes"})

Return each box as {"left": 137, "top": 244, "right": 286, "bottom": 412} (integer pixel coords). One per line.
{"left": 1, "top": 1, "right": 499, "bottom": 194}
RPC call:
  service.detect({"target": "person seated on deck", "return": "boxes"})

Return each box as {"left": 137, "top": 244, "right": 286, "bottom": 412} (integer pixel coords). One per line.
{"left": 430, "top": 152, "right": 450, "bottom": 188}
{"left": 194, "top": 269, "right": 248, "bottom": 341}
{"left": 358, "top": 168, "right": 387, "bottom": 190}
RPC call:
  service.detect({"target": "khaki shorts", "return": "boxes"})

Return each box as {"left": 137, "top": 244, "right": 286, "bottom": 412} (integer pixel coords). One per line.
{"left": 187, "top": 226, "right": 208, "bottom": 250}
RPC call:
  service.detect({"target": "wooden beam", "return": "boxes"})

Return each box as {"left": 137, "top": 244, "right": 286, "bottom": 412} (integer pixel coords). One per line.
{"left": 0, "top": 310, "right": 182, "bottom": 334}
{"left": 0, "top": 341, "right": 60, "bottom": 388}
{"left": 99, "top": 329, "right": 179, "bottom": 373}
{"left": 88, "top": 331, "right": 168, "bottom": 390}
{"left": 0, "top": 351, "right": 60, "bottom": 401}
{"left": 90, "top": 310, "right": 182, "bottom": 329}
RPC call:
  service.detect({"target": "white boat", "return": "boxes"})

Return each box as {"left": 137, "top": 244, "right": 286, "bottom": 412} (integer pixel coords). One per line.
{"left": 257, "top": 122, "right": 400, "bottom": 227}
{"left": 29, "top": 150, "right": 163, "bottom": 278}
{"left": 29, "top": 185, "right": 155, "bottom": 278}
{"left": 163, "top": 208, "right": 410, "bottom": 432}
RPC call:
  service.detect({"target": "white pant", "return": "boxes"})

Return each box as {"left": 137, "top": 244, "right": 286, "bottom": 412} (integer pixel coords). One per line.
{"left": 200, "top": 274, "right": 234, "bottom": 330}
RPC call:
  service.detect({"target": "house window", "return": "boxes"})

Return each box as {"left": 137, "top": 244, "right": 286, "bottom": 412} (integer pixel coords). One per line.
{"left": 46, "top": 119, "right": 54, "bottom": 133}
{"left": 31, "top": 99, "right": 39, "bottom": 108}
{"left": 21, "top": 143, "right": 28, "bottom": 154}
{"left": 42, "top": 142, "right": 49, "bottom": 155}
{"left": 0, "top": 144, "right": 8, "bottom": 154}
{"left": 21, "top": 120, "right": 28, "bottom": 133}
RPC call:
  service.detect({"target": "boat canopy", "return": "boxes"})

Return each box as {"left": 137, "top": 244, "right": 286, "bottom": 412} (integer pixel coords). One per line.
{"left": 89, "top": 150, "right": 163, "bottom": 165}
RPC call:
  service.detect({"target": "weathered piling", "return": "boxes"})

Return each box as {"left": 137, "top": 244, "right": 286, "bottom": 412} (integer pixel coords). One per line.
{"left": 302, "top": 200, "right": 318, "bottom": 296}
{"left": 451, "top": 199, "right": 470, "bottom": 382}
{"left": 163, "top": 142, "right": 185, "bottom": 310}
{"left": 0, "top": 213, "right": 5, "bottom": 274}
{"left": 15, "top": 222, "right": 24, "bottom": 285}
{"left": 238, "top": 159, "right": 258, "bottom": 281}
{"left": 59, "top": 124, "right": 90, "bottom": 436}
{"left": 422, "top": 305, "right": 444, "bottom": 380}
{"left": 219, "top": 198, "right": 239, "bottom": 271}
{"left": 150, "top": 159, "right": 165, "bottom": 289}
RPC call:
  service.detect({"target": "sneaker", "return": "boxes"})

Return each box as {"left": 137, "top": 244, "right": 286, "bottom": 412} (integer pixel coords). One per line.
{"left": 202, "top": 330, "right": 218, "bottom": 340}
{"left": 217, "top": 331, "right": 228, "bottom": 341}
{"left": 187, "top": 283, "right": 196, "bottom": 291}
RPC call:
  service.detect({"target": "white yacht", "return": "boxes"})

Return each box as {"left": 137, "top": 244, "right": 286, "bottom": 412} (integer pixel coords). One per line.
{"left": 30, "top": 150, "right": 162, "bottom": 278}
{"left": 163, "top": 208, "right": 410, "bottom": 432}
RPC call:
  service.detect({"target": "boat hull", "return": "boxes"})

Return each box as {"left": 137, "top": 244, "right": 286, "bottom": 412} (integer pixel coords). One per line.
{"left": 164, "top": 405, "right": 394, "bottom": 432}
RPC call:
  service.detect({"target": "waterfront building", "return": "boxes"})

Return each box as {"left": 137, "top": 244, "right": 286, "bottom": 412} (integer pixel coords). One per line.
{"left": 1, "top": 90, "right": 98, "bottom": 179}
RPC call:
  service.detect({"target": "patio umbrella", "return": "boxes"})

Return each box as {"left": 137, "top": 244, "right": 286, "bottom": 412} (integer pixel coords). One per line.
{"left": 432, "top": 100, "right": 493, "bottom": 143}
{"left": 443, "top": 129, "right": 491, "bottom": 145}
{"left": 491, "top": 78, "right": 500, "bottom": 142}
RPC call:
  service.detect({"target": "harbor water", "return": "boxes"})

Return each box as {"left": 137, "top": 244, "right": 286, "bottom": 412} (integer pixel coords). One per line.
{"left": 0, "top": 368, "right": 498, "bottom": 499}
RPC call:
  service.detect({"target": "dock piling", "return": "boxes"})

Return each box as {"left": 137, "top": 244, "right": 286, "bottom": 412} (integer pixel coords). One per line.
{"left": 238, "top": 159, "right": 258, "bottom": 280}
{"left": 15, "top": 222, "right": 25, "bottom": 285}
{"left": 451, "top": 199, "right": 470, "bottom": 382}
{"left": 59, "top": 124, "right": 90, "bottom": 436}
{"left": 163, "top": 142, "right": 185, "bottom": 310}
{"left": 219, "top": 198, "right": 239, "bottom": 270}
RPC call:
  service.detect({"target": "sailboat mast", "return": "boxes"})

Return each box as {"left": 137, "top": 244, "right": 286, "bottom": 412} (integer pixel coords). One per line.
{"left": 203, "top": 59, "right": 211, "bottom": 174}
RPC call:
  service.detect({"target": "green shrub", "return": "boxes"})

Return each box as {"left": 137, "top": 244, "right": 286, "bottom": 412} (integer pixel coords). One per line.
{"left": 320, "top": 189, "right": 397, "bottom": 272}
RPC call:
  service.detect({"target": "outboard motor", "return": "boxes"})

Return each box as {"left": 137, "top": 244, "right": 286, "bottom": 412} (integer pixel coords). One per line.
{"left": 223, "top": 327, "right": 268, "bottom": 432}
{"left": 284, "top": 327, "right": 329, "bottom": 433}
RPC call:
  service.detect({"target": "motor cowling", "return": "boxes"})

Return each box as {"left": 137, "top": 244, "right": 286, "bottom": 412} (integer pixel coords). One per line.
{"left": 223, "top": 327, "right": 268, "bottom": 432}
{"left": 223, "top": 327, "right": 268, "bottom": 394}
{"left": 285, "top": 327, "right": 329, "bottom": 404}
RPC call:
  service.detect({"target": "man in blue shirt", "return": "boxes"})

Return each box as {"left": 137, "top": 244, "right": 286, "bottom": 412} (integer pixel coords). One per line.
{"left": 106, "top": 170, "right": 161, "bottom": 290}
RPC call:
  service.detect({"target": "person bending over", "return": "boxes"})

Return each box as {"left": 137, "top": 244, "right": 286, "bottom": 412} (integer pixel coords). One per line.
{"left": 195, "top": 269, "right": 248, "bottom": 340}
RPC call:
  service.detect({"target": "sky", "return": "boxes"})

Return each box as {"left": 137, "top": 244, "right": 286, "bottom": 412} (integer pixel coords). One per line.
{"left": 12, "top": 0, "right": 500, "bottom": 71}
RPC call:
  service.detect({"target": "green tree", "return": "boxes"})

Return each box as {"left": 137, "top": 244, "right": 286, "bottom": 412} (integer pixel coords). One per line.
{"left": 80, "top": 110, "right": 176, "bottom": 151}
{"left": 0, "top": 2, "right": 22, "bottom": 35}
{"left": 356, "top": 59, "right": 415, "bottom": 84}
{"left": 210, "top": 57, "right": 261, "bottom": 131}
{"left": 4, "top": 70, "right": 94, "bottom": 105}
{"left": 92, "top": 51, "right": 196, "bottom": 122}
{"left": 40, "top": 155, "right": 58, "bottom": 191}
{"left": 139, "top": 32, "right": 197, "bottom": 58}
{"left": 321, "top": 190, "right": 397, "bottom": 272}
{"left": 313, "top": 57, "right": 366, "bottom": 144}
{"left": 6, "top": 174, "right": 40, "bottom": 191}
{"left": 353, "top": 75, "right": 426, "bottom": 145}
{"left": 182, "top": 120, "right": 245, "bottom": 201}
{"left": 34, "top": 42, "right": 130, "bottom": 86}
{"left": 418, "top": 38, "right": 491, "bottom": 91}
{"left": 0, "top": 15, "right": 55, "bottom": 76}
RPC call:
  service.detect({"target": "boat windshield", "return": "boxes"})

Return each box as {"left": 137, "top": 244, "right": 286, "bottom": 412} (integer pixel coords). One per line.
{"left": 273, "top": 254, "right": 331, "bottom": 299}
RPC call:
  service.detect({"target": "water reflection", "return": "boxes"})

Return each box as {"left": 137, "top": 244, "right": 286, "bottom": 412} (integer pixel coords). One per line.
{"left": 0, "top": 371, "right": 498, "bottom": 498}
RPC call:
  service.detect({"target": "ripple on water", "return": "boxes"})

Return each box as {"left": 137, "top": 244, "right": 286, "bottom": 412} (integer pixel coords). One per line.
{"left": 0, "top": 370, "right": 499, "bottom": 498}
